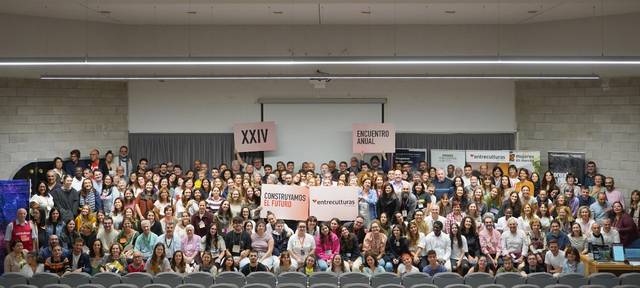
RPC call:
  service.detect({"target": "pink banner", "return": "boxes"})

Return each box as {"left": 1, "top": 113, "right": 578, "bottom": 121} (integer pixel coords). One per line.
{"left": 352, "top": 123, "right": 396, "bottom": 153}
{"left": 259, "top": 184, "right": 309, "bottom": 221}
{"left": 233, "top": 121, "right": 277, "bottom": 152}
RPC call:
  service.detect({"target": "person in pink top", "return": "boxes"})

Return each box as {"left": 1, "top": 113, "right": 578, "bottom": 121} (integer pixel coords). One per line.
{"left": 478, "top": 216, "right": 502, "bottom": 268}
{"left": 605, "top": 177, "right": 625, "bottom": 208}
{"left": 315, "top": 222, "right": 340, "bottom": 271}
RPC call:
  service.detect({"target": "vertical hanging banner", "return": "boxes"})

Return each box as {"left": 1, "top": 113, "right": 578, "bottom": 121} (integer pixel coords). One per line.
{"left": 431, "top": 149, "right": 467, "bottom": 171}
{"left": 509, "top": 151, "right": 541, "bottom": 174}
{"left": 260, "top": 184, "right": 309, "bottom": 220}
{"left": 352, "top": 123, "right": 396, "bottom": 153}
{"left": 233, "top": 121, "right": 277, "bottom": 152}
{"left": 548, "top": 151, "right": 586, "bottom": 186}
{"left": 309, "top": 186, "right": 359, "bottom": 221}
{"left": 465, "top": 150, "right": 511, "bottom": 172}
{"left": 0, "top": 179, "right": 30, "bottom": 273}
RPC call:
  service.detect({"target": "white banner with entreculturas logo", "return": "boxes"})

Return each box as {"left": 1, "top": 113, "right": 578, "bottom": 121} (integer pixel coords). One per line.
{"left": 309, "top": 186, "right": 359, "bottom": 222}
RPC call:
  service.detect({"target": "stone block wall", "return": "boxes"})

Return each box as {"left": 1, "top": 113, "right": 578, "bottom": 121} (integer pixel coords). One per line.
{"left": 0, "top": 78, "right": 128, "bottom": 179}
{"left": 516, "top": 78, "right": 640, "bottom": 201}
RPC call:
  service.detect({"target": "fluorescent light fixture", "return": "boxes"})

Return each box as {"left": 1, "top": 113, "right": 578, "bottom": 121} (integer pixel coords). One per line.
{"left": 2, "top": 56, "right": 640, "bottom": 66}
{"left": 40, "top": 74, "right": 600, "bottom": 80}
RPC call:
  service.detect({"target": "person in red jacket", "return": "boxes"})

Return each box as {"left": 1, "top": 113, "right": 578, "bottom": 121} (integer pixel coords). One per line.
{"left": 4, "top": 208, "right": 37, "bottom": 252}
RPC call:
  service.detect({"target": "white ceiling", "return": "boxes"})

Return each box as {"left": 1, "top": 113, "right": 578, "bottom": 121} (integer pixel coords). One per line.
{"left": 2, "top": 0, "right": 640, "bottom": 25}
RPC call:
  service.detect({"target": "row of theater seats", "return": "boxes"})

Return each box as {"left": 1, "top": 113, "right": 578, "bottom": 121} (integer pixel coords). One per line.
{"left": 0, "top": 272, "right": 638, "bottom": 288}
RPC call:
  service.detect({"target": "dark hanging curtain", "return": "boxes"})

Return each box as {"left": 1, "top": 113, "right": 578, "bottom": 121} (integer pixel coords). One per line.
{"left": 396, "top": 133, "right": 516, "bottom": 162}
{"left": 128, "top": 133, "right": 232, "bottom": 171}
{"left": 129, "top": 132, "right": 514, "bottom": 171}
{"left": 129, "top": 133, "right": 263, "bottom": 171}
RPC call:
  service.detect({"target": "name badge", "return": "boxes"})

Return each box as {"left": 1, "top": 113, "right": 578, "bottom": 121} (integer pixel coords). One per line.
{"left": 199, "top": 221, "right": 206, "bottom": 229}
{"left": 232, "top": 245, "right": 240, "bottom": 253}
{"left": 325, "top": 249, "right": 332, "bottom": 255}
{"left": 402, "top": 210, "right": 407, "bottom": 217}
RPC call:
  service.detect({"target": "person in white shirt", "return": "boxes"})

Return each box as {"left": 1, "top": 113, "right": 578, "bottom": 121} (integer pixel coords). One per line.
{"left": 496, "top": 208, "right": 525, "bottom": 233}
{"left": 391, "top": 170, "right": 410, "bottom": 196}
{"left": 397, "top": 253, "right": 419, "bottom": 275}
{"left": 287, "top": 221, "right": 316, "bottom": 269}
{"left": 544, "top": 240, "right": 565, "bottom": 274}
{"left": 423, "top": 221, "right": 451, "bottom": 271}
{"left": 601, "top": 218, "right": 621, "bottom": 245}
{"left": 501, "top": 218, "right": 528, "bottom": 265}
{"left": 461, "top": 165, "right": 473, "bottom": 188}
{"left": 426, "top": 205, "right": 447, "bottom": 233}
{"left": 96, "top": 217, "right": 119, "bottom": 249}
{"left": 72, "top": 168, "right": 91, "bottom": 192}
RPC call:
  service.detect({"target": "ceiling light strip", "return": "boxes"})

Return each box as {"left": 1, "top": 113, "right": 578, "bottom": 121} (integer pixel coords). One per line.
{"left": 1, "top": 56, "right": 640, "bottom": 66}
{"left": 39, "top": 74, "right": 600, "bottom": 80}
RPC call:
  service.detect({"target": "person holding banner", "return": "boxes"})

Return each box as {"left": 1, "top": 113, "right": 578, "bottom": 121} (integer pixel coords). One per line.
{"left": 358, "top": 179, "right": 378, "bottom": 227}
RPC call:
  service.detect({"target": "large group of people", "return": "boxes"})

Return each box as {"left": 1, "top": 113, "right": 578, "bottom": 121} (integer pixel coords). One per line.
{"left": 4, "top": 145, "right": 640, "bottom": 279}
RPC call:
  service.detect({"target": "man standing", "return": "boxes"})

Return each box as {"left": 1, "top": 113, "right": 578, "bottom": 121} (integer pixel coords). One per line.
{"left": 590, "top": 192, "right": 611, "bottom": 224}
{"left": 479, "top": 216, "right": 502, "bottom": 268}
{"left": 578, "top": 185, "right": 595, "bottom": 207}
{"left": 97, "top": 217, "right": 119, "bottom": 249}
{"left": 92, "top": 170, "right": 104, "bottom": 196}
{"left": 158, "top": 222, "right": 181, "bottom": 259}
{"left": 113, "top": 145, "right": 133, "bottom": 177}
{"left": 399, "top": 184, "right": 418, "bottom": 220}
{"left": 425, "top": 205, "right": 447, "bottom": 232}
{"left": 191, "top": 201, "right": 214, "bottom": 237}
{"left": 546, "top": 220, "right": 570, "bottom": 250}
{"left": 346, "top": 216, "right": 367, "bottom": 250}
{"left": 391, "top": 170, "right": 410, "bottom": 196}
{"left": 464, "top": 175, "right": 481, "bottom": 198}
{"left": 604, "top": 177, "right": 625, "bottom": 208}
{"left": 461, "top": 164, "right": 473, "bottom": 187}
{"left": 225, "top": 217, "right": 252, "bottom": 266}
{"left": 433, "top": 169, "right": 454, "bottom": 199}
{"left": 584, "top": 161, "right": 597, "bottom": 188}
{"left": 87, "top": 149, "right": 109, "bottom": 174}
{"left": 52, "top": 175, "right": 80, "bottom": 223}
{"left": 64, "top": 149, "right": 85, "bottom": 176}
{"left": 4, "top": 208, "right": 37, "bottom": 252}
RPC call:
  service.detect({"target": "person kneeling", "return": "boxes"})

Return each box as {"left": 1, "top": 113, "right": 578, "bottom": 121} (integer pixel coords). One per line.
{"left": 422, "top": 250, "right": 447, "bottom": 276}
{"left": 241, "top": 250, "right": 269, "bottom": 276}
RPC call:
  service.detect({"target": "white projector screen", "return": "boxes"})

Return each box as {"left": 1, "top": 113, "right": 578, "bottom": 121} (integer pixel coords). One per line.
{"left": 263, "top": 103, "right": 382, "bottom": 171}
